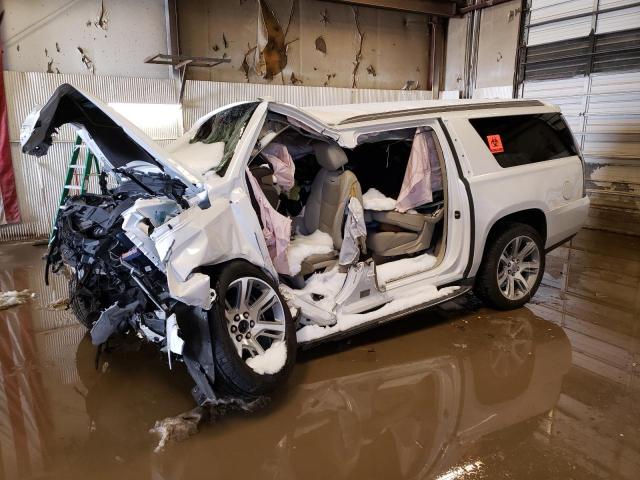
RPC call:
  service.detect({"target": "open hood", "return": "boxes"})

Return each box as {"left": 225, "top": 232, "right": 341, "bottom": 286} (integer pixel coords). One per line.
{"left": 20, "top": 83, "right": 202, "bottom": 194}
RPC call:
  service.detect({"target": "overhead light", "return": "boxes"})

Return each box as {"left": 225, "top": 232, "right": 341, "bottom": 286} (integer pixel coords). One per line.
{"left": 108, "top": 103, "right": 182, "bottom": 137}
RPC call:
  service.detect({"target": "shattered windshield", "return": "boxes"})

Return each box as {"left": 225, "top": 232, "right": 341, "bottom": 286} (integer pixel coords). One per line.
{"left": 190, "top": 102, "right": 259, "bottom": 176}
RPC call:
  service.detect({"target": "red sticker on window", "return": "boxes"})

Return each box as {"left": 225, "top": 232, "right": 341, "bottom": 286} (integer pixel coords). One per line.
{"left": 487, "top": 134, "right": 504, "bottom": 153}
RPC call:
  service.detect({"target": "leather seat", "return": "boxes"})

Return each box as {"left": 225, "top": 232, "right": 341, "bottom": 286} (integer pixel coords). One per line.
{"left": 367, "top": 207, "right": 443, "bottom": 257}
{"left": 298, "top": 142, "right": 362, "bottom": 275}
{"left": 249, "top": 164, "right": 279, "bottom": 208}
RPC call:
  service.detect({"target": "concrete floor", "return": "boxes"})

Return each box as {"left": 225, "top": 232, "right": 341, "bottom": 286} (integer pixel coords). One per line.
{"left": 0, "top": 228, "right": 638, "bottom": 479}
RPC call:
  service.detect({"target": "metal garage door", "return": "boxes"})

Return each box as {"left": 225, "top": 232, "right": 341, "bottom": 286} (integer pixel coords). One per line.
{"left": 517, "top": 0, "right": 640, "bottom": 236}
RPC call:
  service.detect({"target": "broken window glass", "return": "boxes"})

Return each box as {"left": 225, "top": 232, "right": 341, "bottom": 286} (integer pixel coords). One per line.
{"left": 191, "top": 102, "right": 259, "bottom": 175}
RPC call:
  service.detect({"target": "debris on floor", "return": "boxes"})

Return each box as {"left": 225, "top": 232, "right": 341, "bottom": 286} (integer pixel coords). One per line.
{"left": 150, "top": 396, "right": 269, "bottom": 453}
{"left": 43, "top": 296, "right": 70, "bottom": 311}
{"left": 0, "top": 290, "right": 36, "bottom": 311}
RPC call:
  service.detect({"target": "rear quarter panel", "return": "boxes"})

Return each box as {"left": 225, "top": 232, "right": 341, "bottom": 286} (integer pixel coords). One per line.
{"left": 446, "top": 117, "right": 588, "bottom": 277}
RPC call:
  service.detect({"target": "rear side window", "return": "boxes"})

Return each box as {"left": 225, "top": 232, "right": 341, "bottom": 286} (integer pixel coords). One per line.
{"left": 469, "top": 113, "right": 578, "bottom": 168}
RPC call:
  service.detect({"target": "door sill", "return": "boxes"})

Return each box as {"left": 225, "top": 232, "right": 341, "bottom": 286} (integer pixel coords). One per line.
{"left": 298, "top": 285, "right": 471, "bottom": 349}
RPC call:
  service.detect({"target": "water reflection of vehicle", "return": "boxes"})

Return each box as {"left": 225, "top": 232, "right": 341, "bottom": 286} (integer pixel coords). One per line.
{"left": 76, "top": 310, "right": 570, "bottom": 480}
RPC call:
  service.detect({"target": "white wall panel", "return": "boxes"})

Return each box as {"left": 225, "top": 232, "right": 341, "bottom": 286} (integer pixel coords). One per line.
{"left": 596, "top": 6, "right": 640, "bottom": 34}
{"left": 528, "top": 17, "right": 594, "bottom": 46}
{"left": 530, "top": 0, "right": 595, "bottom": 23}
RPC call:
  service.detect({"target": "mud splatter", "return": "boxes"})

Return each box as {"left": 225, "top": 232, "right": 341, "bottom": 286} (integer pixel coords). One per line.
{"left": 367, "top": 64, "right": 376, "bottom": 77}
{"left": 212, "top": 44, "right": 219, "bottom": 52}
{"left": 150, "top": 397, "right": 269, "bottom": 452}
{"left": 241, "top": 45, "right": 257, "bottom": 82}
{"left": 77, "top": 47, "right": 95, "bottom": 74}
{"left": 290, "top": 72, "right": 303, "bottom": 85}
{"left": 222, "top": 32, "right": 229, "bottom": 49}
{"left": 351, "top": 7, "right": 365, "bottom": 88}
{"left": 93, "top": 0, "right": 109, "bottom": 31}
{"left": 315, "top": 36, "right": 327, "bottom": 54}
{"left": 402, "top": 80, "right": 419, "bottom": 90}
{"left": 56, "top": 42, "right": 61, "bottom": 52}
{"left": 323, "top": 72, "right": 336, "bottom": 87}
{"left": 320, "top": 9, "right": 329, "bottom": 26}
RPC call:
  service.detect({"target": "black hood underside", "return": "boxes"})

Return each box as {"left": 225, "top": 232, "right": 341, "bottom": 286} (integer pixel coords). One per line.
{"left": 22, "top": 83, "right": 163, "bottom": 171}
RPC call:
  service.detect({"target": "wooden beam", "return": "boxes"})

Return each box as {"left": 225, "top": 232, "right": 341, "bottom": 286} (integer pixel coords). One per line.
{"left": 318, "top": 0, "right": 458, "bottom": 17}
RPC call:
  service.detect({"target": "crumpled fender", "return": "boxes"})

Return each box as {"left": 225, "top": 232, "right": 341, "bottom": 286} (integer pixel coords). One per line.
{"left": 151, "top": 186, "right": 277, "bottom": 307}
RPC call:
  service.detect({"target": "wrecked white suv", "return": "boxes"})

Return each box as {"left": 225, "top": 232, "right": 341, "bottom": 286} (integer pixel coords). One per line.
{"left": 21, "top": 85, "right": 588, "bottom": 404}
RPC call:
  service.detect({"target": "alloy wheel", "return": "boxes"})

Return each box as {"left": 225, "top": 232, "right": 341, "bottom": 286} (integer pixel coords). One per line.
{"left": 496, "top": 235, "right": 541, "bottom": 301}
{"left": 223, "top": 276, "right": 287, "bottom": 362}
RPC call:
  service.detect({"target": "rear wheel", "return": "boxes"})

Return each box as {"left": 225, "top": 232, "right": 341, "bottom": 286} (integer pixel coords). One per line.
{"left": 474, "top": 223, "right": 545, "bottom": 310}
{"left": 210, "top": 261, "right": 297, "bottom": 397}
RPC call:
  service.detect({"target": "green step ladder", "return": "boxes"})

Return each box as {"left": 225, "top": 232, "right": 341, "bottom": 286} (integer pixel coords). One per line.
{"left": 50, "top": 135, "right": 101, "bottom": 244}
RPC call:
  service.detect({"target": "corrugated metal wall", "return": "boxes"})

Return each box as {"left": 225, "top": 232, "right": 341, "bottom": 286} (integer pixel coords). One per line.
{"left": 1, "top": 71, "right": 432, "bottom": 242}
{"left": 520, "top": 0, "right": 640, "bottom": 236}
{"left": 1, "top": 72, "right": 178, "bottom": 241}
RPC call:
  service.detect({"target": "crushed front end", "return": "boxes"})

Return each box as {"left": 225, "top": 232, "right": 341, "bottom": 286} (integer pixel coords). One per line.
{"left": 19, "top": 84, "right": 231, "bottom": 404}
{"left": 49, "top": 169, "right": 218, "bottom": 404}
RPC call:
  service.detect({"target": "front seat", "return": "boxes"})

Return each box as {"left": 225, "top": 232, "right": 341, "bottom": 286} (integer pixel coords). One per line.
{"left": 299, "top": 142, "right": 363, "bottom": 274}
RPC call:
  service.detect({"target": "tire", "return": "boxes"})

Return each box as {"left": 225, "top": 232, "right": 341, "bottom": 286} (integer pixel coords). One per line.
{"left": 473, "top": 222, "right": 545, "bottom": 310}
{"left": 69, "top": 277, "right": 101, "bottom": 329}
{"left": 210, "top": 261, "right": 297, "bottom": 398}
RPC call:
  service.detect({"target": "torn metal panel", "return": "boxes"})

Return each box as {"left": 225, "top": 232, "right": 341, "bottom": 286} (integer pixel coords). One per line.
{"left": 121, "top": 197, "right": 182, "bottom": 270}
{"left": 151, "top": 193, "right": 277, "bottom": 283}
{"left": 175, "top": 304, "right": 217, "bottom": 405}
{"left": 166, "top": 270, "right": 215, "bottom": 310}
{"left": 338, "top": 197, "right": 366, "bottom": 267}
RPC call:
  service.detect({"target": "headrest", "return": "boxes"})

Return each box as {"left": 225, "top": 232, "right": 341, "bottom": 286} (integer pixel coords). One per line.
{"left": 314, "top": 142, "right": 348, "bottom": 171}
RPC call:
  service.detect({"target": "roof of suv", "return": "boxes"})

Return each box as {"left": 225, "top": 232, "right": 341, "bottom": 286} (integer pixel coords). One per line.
{"left": 299, "top": 98, "right": 552, "bottom": 127}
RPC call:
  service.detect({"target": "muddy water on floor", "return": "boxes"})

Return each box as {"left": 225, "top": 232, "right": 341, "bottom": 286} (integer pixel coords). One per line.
{"left": 0, "top": 228, "right": 638, "bottom": 479}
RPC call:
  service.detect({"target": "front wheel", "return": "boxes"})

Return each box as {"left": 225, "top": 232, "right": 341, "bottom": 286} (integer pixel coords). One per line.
{"left": 473, "top": 223, "right": 545, "bottom": 310}
{"left": 69, "top": 276, "right": 101, "bottom": 329}
{"left": 210, "top": 261, "right": 297, "bottom": 398}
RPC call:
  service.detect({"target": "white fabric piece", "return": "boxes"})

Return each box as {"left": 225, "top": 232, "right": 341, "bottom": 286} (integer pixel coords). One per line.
{"left": 396, "top": 128, "right": 438, "bottom": 213}
{"left": 246, "top": 168, "right": 292, "bottom": 275}
{"left": 262, "top": 142, "right": 295, "bottom": 192}
{"left": 362, "top": 188, "right": 396, "bottom": 211}
{"left": 286, "top": 229, "right": 334, "bottom": 276}
{"left": 339, "top": 197, "right": 367, "bottom": 266}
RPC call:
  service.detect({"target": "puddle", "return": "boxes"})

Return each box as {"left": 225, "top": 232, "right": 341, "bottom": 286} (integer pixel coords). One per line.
{"left": 0, "top": 230, "right": 639, "bottom": 479}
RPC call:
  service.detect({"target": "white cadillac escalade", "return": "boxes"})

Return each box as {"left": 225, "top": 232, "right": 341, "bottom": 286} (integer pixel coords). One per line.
{"left": 21, "top": 85, "right": 589, "bottom": 404}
